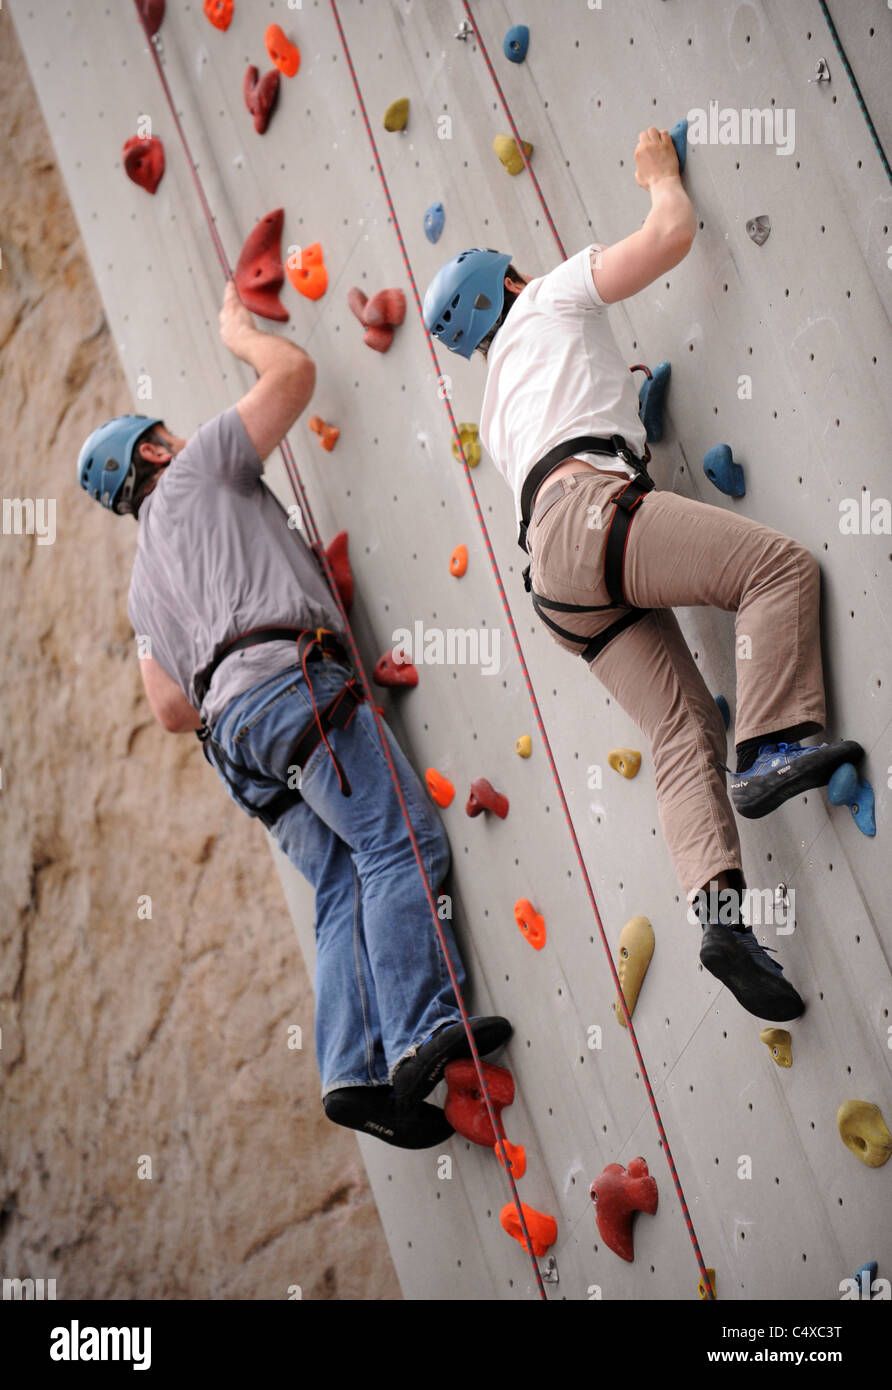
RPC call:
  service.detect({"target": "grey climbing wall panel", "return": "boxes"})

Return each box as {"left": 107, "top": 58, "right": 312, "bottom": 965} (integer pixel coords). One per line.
{"left": 13, "top": 0, "right": 891, "bottom": 1300}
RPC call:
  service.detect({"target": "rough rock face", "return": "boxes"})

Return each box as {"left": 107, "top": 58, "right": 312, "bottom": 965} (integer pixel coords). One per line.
{"left": 0, "top": 8, "right": 399, "bottom": 1300}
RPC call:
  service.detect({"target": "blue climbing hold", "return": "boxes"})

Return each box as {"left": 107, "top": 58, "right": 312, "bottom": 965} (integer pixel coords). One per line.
{"left": 703, "top": 444, "right": 745, "bottom": 498}
{"left": 828, "top": 763, "right": 876, "bottom": 837}
{"left": 504, "top": 24, "right": 529, "bottom": 63}
{"left": 670, "top": 118, "right": 687, "bottom": 172}
{"left": 715, "top": 695, "right": 730, "bottom": 731}
{"left": 852, "top": 1261, "right": 878, "bottom": 1296}
{"left": 424, "top": 201, "right": 445, "bottom": 244}
{"left": 637, "top": 360, "right": 671, "bottom": 443}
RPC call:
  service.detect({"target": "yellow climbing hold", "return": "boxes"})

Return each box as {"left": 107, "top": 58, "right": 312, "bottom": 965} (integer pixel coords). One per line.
{"left": 698, "top": 1268, "right": 717, "bottom": 1300}
{"left": 451, "top": 423, "right": 481, "bottom": 468}
{"left": 614, "top": 915, "right": 654, "bottom": 1027}
{"left": 837, "top": 1100, "right": 892, "bottom": 1167}
{"left": 515, "top": 735, "right": 532, "bottom": 758}
{"left": 759, "top": 1027, "right": 792, "bottom": 1068}
{"left": 493, "top": 133, "right": 533, "bottom": 175}
{"left": 608, "top": 748, "right": 642, "bottom": 779}
{"left": 383, "top": 97, "right": 409, "bottom": 132}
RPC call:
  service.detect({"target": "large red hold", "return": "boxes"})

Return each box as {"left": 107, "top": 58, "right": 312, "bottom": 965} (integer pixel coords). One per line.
{"left": 324, "top": 531, "right": 353, "bottom": 614}
{"left": 234, "top": 209, "right": 288, "bottom": 322}
{"left": 590, "top": 1157, "right": 658, "bottom": 1262}
{"left": 465, "top": 777, "right": 509, "bottom": 819}
{"left": 244, "top": 65, "right": 280, "bottom": 135}
{"left": 373, "top": 649, "right": 418, "bottom": 687}
{"left": 444, "top": 1059, "right": 514, "bottom": 1146}
{"left": 136, "top": 0, "right": 165, "bottom": 37}
{"left": 123, "top": 136, "right": 165, "bottom": 195}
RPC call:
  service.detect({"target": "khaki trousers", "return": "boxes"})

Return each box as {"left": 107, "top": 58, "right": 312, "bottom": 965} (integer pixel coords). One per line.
{"left": 526, "top": 471, "right": 826, "bottom": 903}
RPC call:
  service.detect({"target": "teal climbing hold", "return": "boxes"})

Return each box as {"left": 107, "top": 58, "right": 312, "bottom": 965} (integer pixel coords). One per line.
{"left": 715, "top": 695, "right": 730, "bottom": 730}
{"left": 828, "top": 763, "right": 876, "bottom": 837}
{"left": 703, "top": 445, "right": 745, "bottom": 498}
{"left": 670, "top": 118, "right": 687, "bottom": 172}
{"left": 424, "top": 201, "right": 445, "bottom": 243}
{"left": 635, "top": 360, "right": 671, "bottom": 443}
{"left": 504, "top": 24, "right": 529, "bottom": 63}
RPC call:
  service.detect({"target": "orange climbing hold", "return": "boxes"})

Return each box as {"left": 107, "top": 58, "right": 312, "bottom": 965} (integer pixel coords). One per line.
{"left": 309, "top": 416, "right": 339, "bottom": 452}
{"left": 122, "top": 136, "right": 165, "bottom": 195}
{"left": 466, "top": 778, "right": 509, "bottom": 819}
{"left": 425, "top": 768, "right": 454, "bottom": 807}
{"left": 286, "top": 242, "right": 328, "bottom": 301}
{"left": 203, "top": 0, "right": 232, "bottom": 30}
{"left": 265, "top": 24, "right": 300, "bottom": 77}
{"left": 373, "top": 649, "right": 418, "bottom": 689}
{"left": 444, "top": 1060, "right": 514, "bottom": 1146}
{"left": 513, "top": 898, "right": 546, "bottom": 951}
{"left": 449, "top": 545, "right": 468, "bottom": 577}
{"left": 495, "top": 1139, "right": 526, "bottom": 1178}
{"left": 500, "top": 1202, "right": 557, "bottom": 1257}
{"left": 324, "top": 531, "right": 353, "bottom": 613}
{"left": 234, "top": 209, "right": 288, "bottom": 322}
{"left": 243, "top": 65, "right": 280, "bottom": 135}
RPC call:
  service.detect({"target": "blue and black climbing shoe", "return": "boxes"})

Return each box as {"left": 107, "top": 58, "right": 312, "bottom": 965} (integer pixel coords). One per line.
{"left": 323, "top": 1085, "right": 454, "bottom": 1149}
{"left": 730, "top": 739, "right": 864, "bottom": 819}
{"left": 392, "top": 1015, "right": 513, "bottom": 1109}
{"left": 700, "top": 923, "right": 805, "bottom": 1021}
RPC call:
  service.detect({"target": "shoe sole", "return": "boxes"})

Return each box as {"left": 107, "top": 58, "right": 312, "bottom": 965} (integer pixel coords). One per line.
{"left": 393, "top": 1019, "right": 513, "bottom": 1108}
{"left": 731, "top": 741, "right": 864, "bottom": 819}
{"left": 700, "top": 932, "right": 805, "bottom": 1021}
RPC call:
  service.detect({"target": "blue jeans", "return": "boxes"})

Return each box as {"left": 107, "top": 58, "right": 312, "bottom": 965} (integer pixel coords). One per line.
{"left": 204, "top": 659, "right": 466, "bottom": 1098}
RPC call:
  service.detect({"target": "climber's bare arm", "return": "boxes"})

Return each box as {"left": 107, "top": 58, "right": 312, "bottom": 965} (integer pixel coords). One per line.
{"left": 139, "top": 654, "right": 202, "bottom": 733}
{"left": 591, "top": 127, "right": 696, "bottom": 304}
{"left": 219, "top": 281, "right": 316, "bottom": 463}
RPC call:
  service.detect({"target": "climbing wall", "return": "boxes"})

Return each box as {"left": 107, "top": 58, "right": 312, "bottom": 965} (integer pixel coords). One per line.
{"left": 13, "top": 0, "right": 892, "bottom": 1301}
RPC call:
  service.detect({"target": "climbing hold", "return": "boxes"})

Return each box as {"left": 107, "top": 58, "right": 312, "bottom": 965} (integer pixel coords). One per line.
{"left": 503, "top": 24, "right": 530, "bottom": 63}
{"left": 324, "top": 531, "right": 353, "bottom": 613}
{"left": 590, "top": 1157, "right": 658, "bottom": 1263}
{"left": 451, "top": 423, "right": 481, "bottom": 468}
{"left": 383, "top": 97, "right": 409, "bottom": 132}
{"left": 234, "top": 209, "right": 288, "bottom": 322}
{"left": 746, "top": 215, "right": 771, "bottom": 246}
{"left": 424, "top": 202, "right": 445, "bottom": 244}
{"left": 500, "top": 1202, "right": 557, "bottom": 1258}
{"left": 364, "top": 288, "right": 406, "bottom": 328}
{"left": 136, "top": 0, "right": 164, "bottom": 37}
{"left": 425, "top": 768, "right": 454, "bottom": 807}
{"left": 449, "top": 544, "right": 468, "bottom": 578}
{"left": 837, "top": 1101, "right": 892, "bottom": 1167}
{"left": 265, "top": 24, "right": 300, "bottom": 78}
{"left": 827, "top": 763, "right": 876, "bottom": 837}
{"left": 363, "top": 325, "right": 395, "bottom": 353}
{"left": 346, "top": 286, "right": 369, "bottom": 325}
{"left": 698, "top": 1269, "right": 718, "bottom": 1300}
{"left": 444, "top": 1059, "right": 514, "bottom": 1146}
{"left": 309, "top": 416, "right": 339, "bottom": 452}
{"left": 515, "top": 735, "right": 532, "bottom": 758}
{"left": 852, "top": 1261, "right": 878, "bottom": 1297}
{"left": 122, "top": 136, "right": 165, "bottom": 195}
{"left": 203, "top": 0, "right": 232, "bottom": 31}
{"left": 703, "top": 444, "right": 745, "bottom": 498}
{"left": 614, "top": 915, "right": 654, "bottom": 1027}
{"left": 632, "top": 360, "right": 671, "bottom": 444}
{"left": 607, "top": 748, "right": 641, "bottom": 779}
{"left": 670, "top": 117, "right": 687, "bottom": 172}
{"left": 513, "top": 898, "right": 546, "bottom": 951}
{"left": 715, "top": 694, "right": 731, "bottom": 730}
{"left": 493, "top": 133, "right": 533, "bottom": 176}
{"left": 465, "top": 778, "right": 509, "bottom": 819}
{"left": 243, "top": 65, "right": 280, "bottom": 135}
{"left": 495, "top": 1139, "right": 526, "bottom": 1178}
{"left": 286, "top": 241, "right": 328, "bottom": 301}
{"left": 373, "top": 649, "right": 418, "bottom": 689}
{"left": 759, "top": 1027, "right": 792, "bottom": 1068}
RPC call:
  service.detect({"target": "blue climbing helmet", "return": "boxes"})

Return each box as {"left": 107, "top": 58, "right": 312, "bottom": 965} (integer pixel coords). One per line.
{"left": 77, "top": 414, "right": 163, "bottom": 511}
{"left": 423, "top": 248, "right": 513, "bottom": 359}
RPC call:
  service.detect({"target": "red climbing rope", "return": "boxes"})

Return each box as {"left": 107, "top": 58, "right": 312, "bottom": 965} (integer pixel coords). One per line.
{"left": 331, "top": 0, "right": 716, "bottom": 1299}
{"left": 130, "top": 0, "right": 548, "bottom": 1300}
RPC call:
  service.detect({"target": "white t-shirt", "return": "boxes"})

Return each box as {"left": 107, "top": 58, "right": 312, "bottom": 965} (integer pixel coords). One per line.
{"left": 479, "top": 245, "right": 648, "bottom": 531}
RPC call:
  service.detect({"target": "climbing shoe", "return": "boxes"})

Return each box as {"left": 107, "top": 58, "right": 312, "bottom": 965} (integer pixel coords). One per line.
{"left": 700, "top": 923, "right": 805, "bottom": 1021}
{"left": 392, "top": 1015, "right": 513, "bottom": 1109}
{"left": 322, "top": 1085, "right": 454, "bottom": 1150}
{"left": 730, "top": 739, "right": 864, "bottom": 819}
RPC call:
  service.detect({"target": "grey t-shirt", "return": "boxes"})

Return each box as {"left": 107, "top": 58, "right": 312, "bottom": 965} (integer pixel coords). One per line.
{"left": 127, "top": 405, "right": 347, "bottom": 728}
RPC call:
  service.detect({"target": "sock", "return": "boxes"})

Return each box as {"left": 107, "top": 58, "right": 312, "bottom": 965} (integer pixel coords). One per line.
{"left": 695, "top": 870, "right": 745, "bottom": 930}
{"left": 734, "top": 724, "right": 815, "bottom": 774}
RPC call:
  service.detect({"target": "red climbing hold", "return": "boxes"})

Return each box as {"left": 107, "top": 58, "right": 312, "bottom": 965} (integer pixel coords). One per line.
{"left": 234, "top": 209, "right": 288, "bottom": 323}
{"left": 373, "top": 649, "right": 418, "bottom": 688}
{"left": 363, "top": 325, "right": 395, "bottom": 354}
{"left": 243, "top": 65, "right": 280, "bottom": 135}
{"left": 286, "top": 242, "right": 327, "bottom": 301}
{"left": 136, "top": 0, "right": 164, "bottom": 37}
{"left": 203, "top": 0, "right": 233, "bottom": 32}
{"left": 122, "top": 136, "right": 165, "bottom": 195}
{"left": 465, "top": 778, "right": 509, "bottom": 819}
{"left": 266, "top": 24, "right": 300, "bottom": 77}
{"left": 347, "top": 286, "right": 369, "bottom": 325}
{"left": 444, "top": 1060, "right": 514, "bottom": 1146}
{"left": 364, "top": 288, "right": 406, "bottom": 328}
{"left": 324, "top": 532, "right": 353, "bottom": 613}
{"left": 500, "top": 1203, "right": 557, "bottom": 1258}
{"left": 590, "top": 1157, "right": 658, "bottom": 1262}
{"left": 310, "top": 416, "right": 339, "bottom": 452}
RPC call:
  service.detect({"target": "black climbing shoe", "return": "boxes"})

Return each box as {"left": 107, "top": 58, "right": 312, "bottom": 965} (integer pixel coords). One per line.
{"left": 700, "top": 923, "right": 805, "bottom": 1021}
{"left": 392, "top": 1015, "right": 513, "bottom": 1109}
{"left": 730, "top": 739, "right": 864, "bottom": 819}
{"left": 322, "top": 1085, "right": 454, "bottom": 1149}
